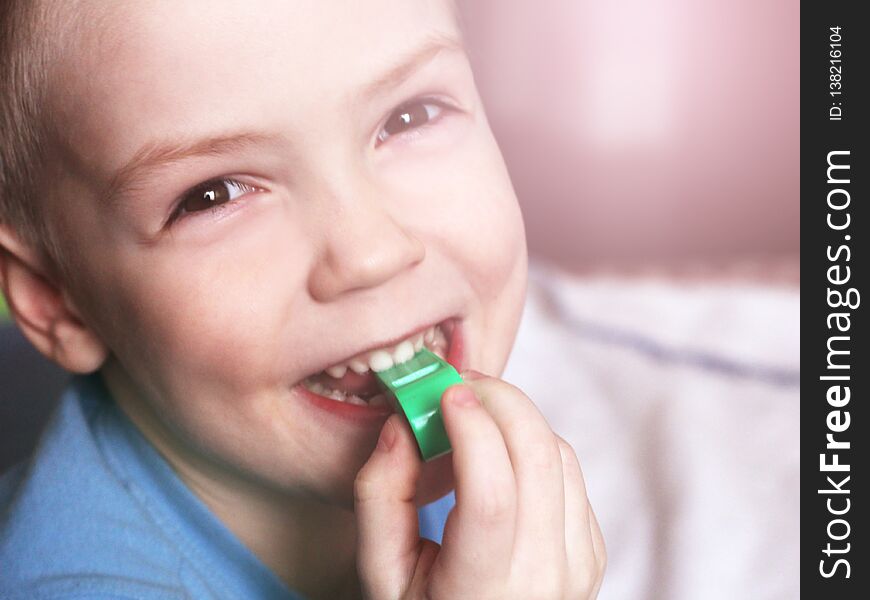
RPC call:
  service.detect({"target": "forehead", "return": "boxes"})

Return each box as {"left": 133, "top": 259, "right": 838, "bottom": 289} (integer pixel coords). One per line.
{"left": 50, "top": 0, "right": 460, "bottom": 177}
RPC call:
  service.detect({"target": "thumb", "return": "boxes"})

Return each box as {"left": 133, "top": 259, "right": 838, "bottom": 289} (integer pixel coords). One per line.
{"left": 354, "top": 413, "right": 427, "bottom": 599}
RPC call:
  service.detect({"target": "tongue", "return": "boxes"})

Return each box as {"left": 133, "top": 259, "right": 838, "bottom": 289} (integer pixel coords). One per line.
{"left": 311, "top": 369, "right": 382, "bottom": 396}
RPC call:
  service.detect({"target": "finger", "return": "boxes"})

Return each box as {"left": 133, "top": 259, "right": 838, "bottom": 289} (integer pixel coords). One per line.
{"left": 588, "top": 503, "right": 607, "bottom": 597}
{"left": 466, "top": 376, "right": 566, "bottom": 580}
{"left": 556, "top": 435, "right": 599, "bottom": 596}
{"left": 354, "top": 413, "right": 426, "bottom": 599}
{"left": 436, "top": 383, "right": 516, "bottom": 590}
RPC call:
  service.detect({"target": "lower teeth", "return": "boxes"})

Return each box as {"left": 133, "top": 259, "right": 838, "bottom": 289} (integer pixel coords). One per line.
{"left": 368, "top": 394, "right": 389, "bottom": 407}
{"left": 304, "top": 378, "right": 377, "bottom": 406}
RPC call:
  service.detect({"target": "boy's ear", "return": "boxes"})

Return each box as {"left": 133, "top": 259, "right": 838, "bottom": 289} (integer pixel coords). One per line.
{"left": 0, "top": 223, "right": 108, "bottom": 373}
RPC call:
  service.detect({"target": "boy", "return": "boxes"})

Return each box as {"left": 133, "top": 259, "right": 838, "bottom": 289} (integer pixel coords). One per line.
{"left": 0, "top": 0, "right": 605, "bottom": 598}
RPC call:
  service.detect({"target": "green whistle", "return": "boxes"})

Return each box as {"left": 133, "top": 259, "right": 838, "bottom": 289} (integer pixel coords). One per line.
{"left": 374, "top": 348, "right": 462, "bottom": 461}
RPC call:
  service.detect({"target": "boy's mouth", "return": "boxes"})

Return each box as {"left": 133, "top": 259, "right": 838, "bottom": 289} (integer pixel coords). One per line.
{"left": 299, "top": 319, "right": 456, "bottom": 408}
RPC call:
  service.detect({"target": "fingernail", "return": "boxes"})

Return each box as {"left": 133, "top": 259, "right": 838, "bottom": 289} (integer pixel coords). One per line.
{"left": 376, "top": 418, "right": 397, "bottom": 452}
{"left": 447, "top": 384, "right": 480, "bottom": 408}
{"left": 461, "top": 369, "right": 486, "bottom": 381}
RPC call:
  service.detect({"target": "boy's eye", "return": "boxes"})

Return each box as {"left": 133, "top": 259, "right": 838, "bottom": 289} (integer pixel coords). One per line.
{"left": 377, "top": 99, "right": 446, "bottom": 144}
{"left": 177, "top": 178, "right": 256, "bottom": 216}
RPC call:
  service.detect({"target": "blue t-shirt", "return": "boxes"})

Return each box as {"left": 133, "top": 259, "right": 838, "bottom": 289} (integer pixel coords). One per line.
{"left": 0, "top": 373, "right": 455, "bottom": 599}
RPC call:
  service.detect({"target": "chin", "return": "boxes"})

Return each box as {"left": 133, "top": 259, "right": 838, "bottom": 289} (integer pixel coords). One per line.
{"left": 415, "top": 452, "right": 456, "bottom": 506}
{"left": 318, "top": 449, "right": 456, "bottom": 512}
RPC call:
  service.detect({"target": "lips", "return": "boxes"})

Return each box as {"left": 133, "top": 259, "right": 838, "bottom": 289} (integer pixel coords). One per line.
{"left": 297, "top": 318, "right": 460, "bottom": 410}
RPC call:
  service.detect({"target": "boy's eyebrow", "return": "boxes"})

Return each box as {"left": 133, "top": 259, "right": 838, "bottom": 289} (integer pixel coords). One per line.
{"left": 102, "top": 32, "right": 465, "bottom": 204}
{"left": 359, "top": 32, "right": 465, "bottom": 101}
{"left": 102, "top": 131, "right": 279, "bottom": 204}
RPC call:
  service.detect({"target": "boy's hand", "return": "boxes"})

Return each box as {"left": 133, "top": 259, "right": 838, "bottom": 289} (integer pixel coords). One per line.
{"left": 354, "top": 373, "right": 606, "bottom": 599}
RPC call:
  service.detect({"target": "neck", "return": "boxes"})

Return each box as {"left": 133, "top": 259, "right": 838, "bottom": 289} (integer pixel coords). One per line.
{"left": 178, "top": 465, "right": 362, "bottom": 600}
{"left": 101, "top": 364, "right": 363, "bottom": 600}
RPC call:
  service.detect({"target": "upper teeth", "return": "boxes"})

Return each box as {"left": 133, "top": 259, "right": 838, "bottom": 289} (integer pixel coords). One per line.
{"left": 325, "top": 364, "right": 348, "bottom": 378}
{"left": 324, "top": 325, "right": 447, "bottom": 377}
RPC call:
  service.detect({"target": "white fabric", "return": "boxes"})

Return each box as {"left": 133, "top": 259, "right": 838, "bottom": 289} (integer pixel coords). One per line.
{"left": 502, "top": 262, "right": 799, "bottom": 600}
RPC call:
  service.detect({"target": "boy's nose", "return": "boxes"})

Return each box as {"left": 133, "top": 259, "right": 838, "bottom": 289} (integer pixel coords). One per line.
{"left": 307, "top": 203, "right": 425, "bottom": 302}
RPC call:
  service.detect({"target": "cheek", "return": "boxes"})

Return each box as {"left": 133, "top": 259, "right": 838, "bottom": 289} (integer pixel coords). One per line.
{"left": 97, "top": 217, "right": 310, "bottom": 395}
{"left": 441, "top": 144, "right": 527, "bottom": 296}
{"left": 391, "top": 121, "right": 527, "bottom": 295}
{"left": 440, "top": 135, "right": 528, "bottom": 371}
{"left": 457, "top": 195, "right": 525, "bottom": 290}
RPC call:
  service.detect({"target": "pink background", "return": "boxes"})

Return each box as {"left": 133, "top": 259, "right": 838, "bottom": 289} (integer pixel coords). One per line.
{"left": 457, "top": 0, "right": 799, "bottom": 272}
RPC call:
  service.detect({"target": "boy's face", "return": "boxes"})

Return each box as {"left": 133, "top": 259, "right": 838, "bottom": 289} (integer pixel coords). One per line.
{"left": 45, "top": 0, "right": 526, "bottom": 505}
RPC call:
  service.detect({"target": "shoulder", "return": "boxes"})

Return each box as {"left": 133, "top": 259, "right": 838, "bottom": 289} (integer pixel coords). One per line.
{"left": 1, "top": 575, "right": 186, "bottom": 599}
{"left": 0, "top": 376, "right": 183, "bottom": 595}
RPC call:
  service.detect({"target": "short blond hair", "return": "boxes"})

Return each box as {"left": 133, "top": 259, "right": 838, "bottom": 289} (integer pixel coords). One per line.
{"left": 0, "top": 1, "right": 56, "bottom": 258}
